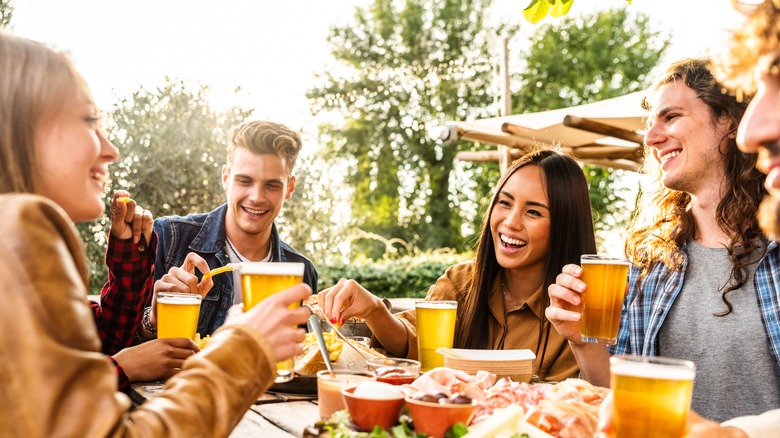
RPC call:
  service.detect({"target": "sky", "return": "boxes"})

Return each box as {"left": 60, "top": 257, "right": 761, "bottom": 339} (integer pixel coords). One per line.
{"left": 9, "top": 0, "right": 747, "bottom": 136}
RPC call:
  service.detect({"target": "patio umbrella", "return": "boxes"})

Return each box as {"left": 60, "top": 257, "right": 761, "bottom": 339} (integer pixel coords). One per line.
{"left": 433, "top": 91, "right": 648, "bottom": 172}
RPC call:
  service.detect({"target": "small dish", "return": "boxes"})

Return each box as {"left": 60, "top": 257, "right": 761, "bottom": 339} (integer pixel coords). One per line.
{"left": 341, "top": 384, "right": 405, "bottom": 431}
{"left": 405, "top": 396, "right": 475, "bottom": 438}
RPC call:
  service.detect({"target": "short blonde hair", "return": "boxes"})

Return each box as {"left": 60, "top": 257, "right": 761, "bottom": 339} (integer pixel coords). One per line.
{"left": 226, "top": 120, "right": 302, "bottom": 176}
{"left": 0, "top": 31, "right": 90, "bottom": 193}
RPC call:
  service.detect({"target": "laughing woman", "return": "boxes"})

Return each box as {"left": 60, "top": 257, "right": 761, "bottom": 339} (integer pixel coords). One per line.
{"left": 0, "top": 31, "right": 311, "bottom": 436}
{"left": 318, "top": 149, "right": 596, "bottom": 381}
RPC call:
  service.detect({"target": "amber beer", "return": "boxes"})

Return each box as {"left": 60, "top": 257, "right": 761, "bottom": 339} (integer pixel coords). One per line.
{"left": 240, "top": 262, "right": 304, "bottom": 383}
{"left": 611, "top": 355, "right": 695, "bottom": 438}
{"left": 580, "top": 255, "right": 629, "bottom": 344}
{"left": 156, "top": 292, "right": 202, "bottom": 340}
{"left": 415, "top": 300, "right": 457, "bottom": 372}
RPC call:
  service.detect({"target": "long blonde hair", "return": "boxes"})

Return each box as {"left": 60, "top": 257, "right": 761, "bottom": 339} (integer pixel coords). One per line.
{"left": 0, "top": 31, "right": 89, "bottom": 194}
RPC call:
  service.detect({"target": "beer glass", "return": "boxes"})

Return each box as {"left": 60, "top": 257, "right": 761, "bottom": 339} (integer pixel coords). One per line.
{"left": 610, "top": 355, "right": 696, "bottom": 438}
{"left": 156, "top": 292, "right": 202, "bottom": 340}
{"left": 415, "top": 300, "right": 457, "bottom": 372}
{"left": 240, "top": 262, "right": 304, "bottom": 383}
{"left": 580, "top": 254, "right": 629, "bottom": 344}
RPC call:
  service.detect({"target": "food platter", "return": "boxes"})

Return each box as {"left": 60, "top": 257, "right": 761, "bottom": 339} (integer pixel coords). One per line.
{"left": 269, "top": 374, "right": 318, "bottom": 394}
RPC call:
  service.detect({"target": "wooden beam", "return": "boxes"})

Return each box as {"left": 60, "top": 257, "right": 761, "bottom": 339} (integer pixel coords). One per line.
{"left": 563, "top": 115, "right": 645, "bottom": 145}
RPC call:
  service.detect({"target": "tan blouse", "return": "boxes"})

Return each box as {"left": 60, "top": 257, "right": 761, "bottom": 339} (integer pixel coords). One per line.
{"left": 389, "top": 260, "right": 579, "bottom": 382}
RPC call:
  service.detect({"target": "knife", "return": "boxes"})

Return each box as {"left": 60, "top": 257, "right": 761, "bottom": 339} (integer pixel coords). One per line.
{"left": 308, "top": 314, "right": 335, "bottom": 375}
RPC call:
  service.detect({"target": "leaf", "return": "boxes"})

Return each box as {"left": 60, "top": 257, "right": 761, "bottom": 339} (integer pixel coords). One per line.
{"left": 550, "top": 0, "right": 574, "bottom": 17}
{"left": 523, "top": 0, "right": 552, "bottom": 24}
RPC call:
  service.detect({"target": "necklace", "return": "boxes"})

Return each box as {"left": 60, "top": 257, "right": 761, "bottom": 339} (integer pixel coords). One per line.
{"left": 225, "top": 238, "right": 249, "bottom": 262}
{"left": 501, "top": 280, "right": 523, "bottom": 309}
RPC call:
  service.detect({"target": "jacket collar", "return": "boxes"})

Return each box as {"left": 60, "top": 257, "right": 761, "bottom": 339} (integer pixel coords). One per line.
{"left": 188, "top": 203, "right": 285, "bottom": 260}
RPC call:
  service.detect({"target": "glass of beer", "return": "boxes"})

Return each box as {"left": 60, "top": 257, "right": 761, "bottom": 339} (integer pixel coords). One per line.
{"left": 415, "top": 300, "right": 457, "bottom": 372}
{"left": 156, "top": 292, "right": 202, "bottom": 340}
{"left": 610, "top": 355, "right": 696, "bottom": 438}
{"left": 579, "top": 254, "right": 630, "bottom": 344}
{"left": 240, "top": 262, "right": 305, "bottom": 383}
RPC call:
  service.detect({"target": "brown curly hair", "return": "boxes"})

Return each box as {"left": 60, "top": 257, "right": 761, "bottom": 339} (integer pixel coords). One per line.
{"left": 715, "top": 1, "right": 780, "bottom": 97}
{"left": 625, "top": 58, "right": 767, "bottom": 315}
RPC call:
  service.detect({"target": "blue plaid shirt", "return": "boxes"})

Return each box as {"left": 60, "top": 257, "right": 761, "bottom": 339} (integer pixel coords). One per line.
{"left": 609, "top": 240, "right": 780, "bottom": 367}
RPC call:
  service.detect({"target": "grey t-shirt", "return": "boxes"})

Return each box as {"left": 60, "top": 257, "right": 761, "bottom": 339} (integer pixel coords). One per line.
{"left": 658, "top": 240, "right": 780, "bottom": 422}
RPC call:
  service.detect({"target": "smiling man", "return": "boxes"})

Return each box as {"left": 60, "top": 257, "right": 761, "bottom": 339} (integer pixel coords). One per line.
{"left": 143, "top": 120, "right": 317, "bottom": 336}
{"left": 547, "top": 58, "right": 780, "bottom": 423}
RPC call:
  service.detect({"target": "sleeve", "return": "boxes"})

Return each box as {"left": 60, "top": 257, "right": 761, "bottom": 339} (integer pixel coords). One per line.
{"left": 0, "top": 196, "right": 276, "bottom": 438}
{"left": 721, "top": 409, "right": 780, "bottom": 438}
{"left": 94, "top": 232, "right": 158, "bottom": 355}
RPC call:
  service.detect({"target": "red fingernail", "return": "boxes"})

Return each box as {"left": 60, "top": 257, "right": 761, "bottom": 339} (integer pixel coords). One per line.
{"left": 330, "top": 317, "right": 336, "bottom": 324}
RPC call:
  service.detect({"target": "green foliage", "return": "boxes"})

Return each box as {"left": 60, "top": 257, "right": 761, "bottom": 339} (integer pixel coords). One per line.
{"left": 77, "top": 79, "right": 252, "bottom": 293}
{"left": 1, "top": 0, "right": 13, "bottom": 28}
{"left": 513, "top": 8, "right": 669, "bottom": 248}
{"left": 317, "top": 249, "right": 471, "bottom": 297}
{"left": 307, "top": 0, "right": 504, "bottom": 258}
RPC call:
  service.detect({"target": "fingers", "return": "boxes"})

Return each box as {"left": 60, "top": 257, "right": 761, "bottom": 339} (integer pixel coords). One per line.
{"left": 597, "top": 391, "right": 614, "bottom": 436}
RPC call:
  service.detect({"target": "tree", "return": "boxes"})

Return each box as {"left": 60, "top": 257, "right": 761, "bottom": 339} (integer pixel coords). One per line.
{"left": 513, "top": 7, "right": 669, "bottom": 246}
{"left": 307, "top": 0, "right": 506, "bottom": 259}
{"left": 77, "top": 79, "right": 252, "bottom": 293}
{"left": 1, "top": 0, "right": 13, "bottom": 28}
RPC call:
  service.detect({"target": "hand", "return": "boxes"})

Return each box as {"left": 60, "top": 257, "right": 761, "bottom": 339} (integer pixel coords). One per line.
{"left": 686, "top": 411, "right": 749, "bottom": 438}
{"left": 112, "top": 338, "right": 200, "bottom": 382}
{"left": 225, "top": 283, "right": 312, "bottom": 363}
{"left": 596, "top": 391, "right": 614, "bottom": 438}
{"left": 317, "top": 278, "right": 384, "bottom": 324}
{"left": 545, "top": 263, "right": 588, "bottom": 345}
{"left": 598, "top": 392, "right": 748, "bottom": 438}
{"left": 109, "top": 191, "right": 153, "bottom": 249}
{"left": 151, "top": 252, "right": 214, "bottom": 325}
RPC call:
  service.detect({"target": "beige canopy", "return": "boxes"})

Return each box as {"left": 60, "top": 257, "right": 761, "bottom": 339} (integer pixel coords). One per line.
{"left": 442, "top": 91, "right": 649, "bottom": 172}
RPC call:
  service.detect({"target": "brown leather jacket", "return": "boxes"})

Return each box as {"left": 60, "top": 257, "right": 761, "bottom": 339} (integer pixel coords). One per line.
{"left": 0, "top": 194, "right": 276, "bottom": 437}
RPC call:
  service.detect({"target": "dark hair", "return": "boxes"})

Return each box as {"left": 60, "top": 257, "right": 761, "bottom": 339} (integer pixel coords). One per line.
{"left": 456, "top": 149, "right": 597, "bottom": 355}
{"left": 628, "top": 58, "right": 767, "bottom": 315}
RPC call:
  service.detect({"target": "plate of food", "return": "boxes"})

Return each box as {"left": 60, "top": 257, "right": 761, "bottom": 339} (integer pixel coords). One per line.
{"left": 271, "top": 329, "right": 386, "bottom": 394}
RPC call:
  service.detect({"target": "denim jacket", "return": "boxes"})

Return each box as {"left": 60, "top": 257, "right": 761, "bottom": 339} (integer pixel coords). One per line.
{"left": 152, "top": 203, "right": 318, "bottom": 336}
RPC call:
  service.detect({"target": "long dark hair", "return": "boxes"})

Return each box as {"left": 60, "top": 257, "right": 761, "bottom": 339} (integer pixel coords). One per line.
{"left": 456, "top": 149, "right": 597, "bottom": 354}
{"left": 627, "top": 58, "right": 767, "bottom": 315}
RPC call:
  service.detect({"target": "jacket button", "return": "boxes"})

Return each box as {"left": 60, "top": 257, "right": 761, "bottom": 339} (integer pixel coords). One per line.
{"left": 221, "top": 302, "right": 228, "bottom": 310}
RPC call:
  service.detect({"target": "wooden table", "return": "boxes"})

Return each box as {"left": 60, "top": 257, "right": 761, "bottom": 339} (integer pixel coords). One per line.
{"left": 130, "top": 382, "right": 321, "bottom": 437}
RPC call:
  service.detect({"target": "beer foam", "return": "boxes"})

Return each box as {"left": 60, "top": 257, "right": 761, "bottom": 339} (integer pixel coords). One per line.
{"left": 415, "top": 300, "right": 457, "bottom": 310}
{"left": 611, "top": 361, "right": 695, "bottom": 381}
{"left": 581, "top": 255, "right": 630, "bottom": 266}
{"left": 157, "top": 293, "right": 202, "bottom": 304}
{"left": 239, "top": 262, "right": 305, "bottom": 276}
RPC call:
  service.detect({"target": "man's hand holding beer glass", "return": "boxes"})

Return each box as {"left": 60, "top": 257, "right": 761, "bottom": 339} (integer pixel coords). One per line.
{"left": 546, "top": 262, "right": 617, "bottom": 387}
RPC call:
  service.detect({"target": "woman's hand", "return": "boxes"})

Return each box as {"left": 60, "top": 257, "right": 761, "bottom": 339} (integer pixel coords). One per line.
{"left": 225, "top": 283, "right": 312, "bottom": 363}
{"left": 317, "top": 278, "right": 384, "bottom": 324}
{"left": 109, "top": 191, "right": 153, "bottom": 250}
{"left": 545, "top": 263, "right": 588, "bottom": 345}
{"left": 112, "top": 338, "right": 200, "bottom": 382}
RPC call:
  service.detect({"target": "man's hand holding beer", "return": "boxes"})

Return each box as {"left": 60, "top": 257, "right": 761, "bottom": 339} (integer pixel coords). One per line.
{"left": 596, "top": 392, "right": 749, "bottom": 438}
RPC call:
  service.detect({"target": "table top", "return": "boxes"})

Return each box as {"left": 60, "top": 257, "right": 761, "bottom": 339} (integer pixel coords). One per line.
{"left": 130, "top": 381, "right": 321, "bottom": 437}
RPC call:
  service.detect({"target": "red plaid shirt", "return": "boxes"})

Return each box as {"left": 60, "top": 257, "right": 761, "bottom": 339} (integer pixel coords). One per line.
{"left": 89, "top": 233, "right": 156, "bottom": 351}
